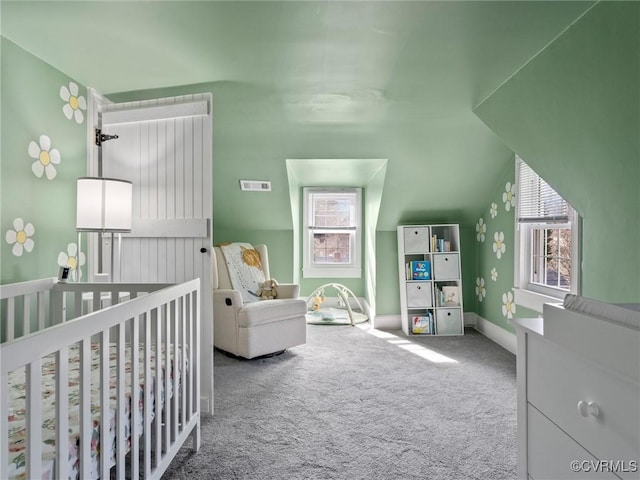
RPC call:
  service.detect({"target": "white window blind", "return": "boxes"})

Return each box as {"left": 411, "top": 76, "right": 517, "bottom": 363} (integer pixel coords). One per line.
{"left": 516, "top": 158, "right": 570, "bottom": 223}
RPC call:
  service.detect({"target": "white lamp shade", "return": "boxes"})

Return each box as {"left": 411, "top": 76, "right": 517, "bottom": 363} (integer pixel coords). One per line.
{"left": 76, "top": 177, "right": 133, "bottom": 232}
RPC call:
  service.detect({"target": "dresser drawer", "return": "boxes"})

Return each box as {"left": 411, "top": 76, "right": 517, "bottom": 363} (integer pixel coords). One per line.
{"left": 406, "top": 282, "right": 432, "bottom": 308}
{"left": 527, "top": 335, "right": 640, "bottom": 476}
{"left": 403, "top": 227, "right": 430, "bottom": 253}
{"left": 527, "top": 405, "right": 615, "bottom": 479}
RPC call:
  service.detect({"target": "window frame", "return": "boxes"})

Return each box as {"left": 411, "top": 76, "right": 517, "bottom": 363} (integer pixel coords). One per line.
{"left": 513, "top": 156, "right": 581, "bottom": 312}
{"left": 302, "top": 187, "right": 362, "bottom": 279}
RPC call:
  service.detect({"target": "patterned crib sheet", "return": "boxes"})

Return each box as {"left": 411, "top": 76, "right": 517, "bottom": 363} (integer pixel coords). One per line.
{"left": 7, "top": 342, "right": 183, "bottom": 479}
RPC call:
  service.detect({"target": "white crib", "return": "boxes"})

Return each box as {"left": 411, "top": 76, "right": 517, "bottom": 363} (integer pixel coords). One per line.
{"left": 0, "top": 277, "right": 201, "bottom": 479}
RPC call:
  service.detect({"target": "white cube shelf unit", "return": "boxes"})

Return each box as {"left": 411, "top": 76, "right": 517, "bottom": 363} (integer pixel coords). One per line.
{"left": 397, "top": 224, "right": 464, "bottom": 336}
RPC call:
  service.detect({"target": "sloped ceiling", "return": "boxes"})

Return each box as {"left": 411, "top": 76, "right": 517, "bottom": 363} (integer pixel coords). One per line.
{"left": 1, "top": 1, "right": 594, "bottom": 231}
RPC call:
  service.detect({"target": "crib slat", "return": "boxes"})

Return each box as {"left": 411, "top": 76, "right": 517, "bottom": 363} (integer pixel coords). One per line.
{"left": 117, "top": 321, "right": 126, "bottom": 479}
{"left": 26, "top": 359, "right": 42, "bottom": 480}
{"left": 37, "top": 290, "right": 46, "bottom": 331}
{"left": 181, "top": 295, "right": 188, "bottom": 427}
{"left": 131, "top": 314, "right": 140, "bottom": 480}
{"left": 188, "top": 292, "right": 195, "bottom": 418}
{"left": 49, "top": 288, "right": 63, "bottom": 326}
{"left": 164, "top": 300, "right": 172, "bottom": 453}
{"left": 100, "top": 329, "right": 110, "bottom": 479}
{"left": 74, "top": 291, "right": 82, "bottom": 319}
{"left": 185, "top": 294, "right": 192, "bottom": 419}
{"left": 23, "top": 295, "right": 30, "bottom": 335}
{"left": 79, "top": 338, "right": 91, "bottom": 479}
{"left": 155, "top": 305, "right": 163, "bottom": 467}
{"left": 144, "top": 311, "right": 152, "bottom": 476}
{"left": 7, "top": 297, "right": 14, "bottom": 341}
{"left": 193, "top": 289, "right": 201, "bottom": 450}
{"left": 56, "top": 347, "right": 69, "bottom": 480}
{"left": 93, "top": 291, "right": 101, "bottom": 313}
{"left": 1, "top": 371, "right": 9, "bottom": 480}
{"left": 172, "top": 298, "right": 180, "bottom": 440}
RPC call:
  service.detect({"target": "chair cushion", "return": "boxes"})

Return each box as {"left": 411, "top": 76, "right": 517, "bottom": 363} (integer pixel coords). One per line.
{"left": 239, "top": 298, "right": 307, "bottom": 328}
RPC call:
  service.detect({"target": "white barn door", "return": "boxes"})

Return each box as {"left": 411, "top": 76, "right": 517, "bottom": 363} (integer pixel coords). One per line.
{"left": 92, "top": 92, "right": 213, "bottom": 414}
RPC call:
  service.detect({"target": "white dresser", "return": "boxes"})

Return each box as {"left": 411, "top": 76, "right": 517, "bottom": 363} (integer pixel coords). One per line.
{"left": 511, "top": 300, "right": 640, "bottom": 480}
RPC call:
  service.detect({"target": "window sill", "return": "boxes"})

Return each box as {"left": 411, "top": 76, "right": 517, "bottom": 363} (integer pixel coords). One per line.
{"left": 514, "top": 288, "right": 565, "bottom": 314}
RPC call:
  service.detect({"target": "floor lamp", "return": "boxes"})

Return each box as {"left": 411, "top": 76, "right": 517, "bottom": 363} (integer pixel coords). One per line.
{"left": 76, "top": 177, "right": 133, "bottom": 282}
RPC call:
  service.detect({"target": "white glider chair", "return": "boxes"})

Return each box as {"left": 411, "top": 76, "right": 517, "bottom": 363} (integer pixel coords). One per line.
{"left": 212, "top": 244, "right": 307, "bottom": 359}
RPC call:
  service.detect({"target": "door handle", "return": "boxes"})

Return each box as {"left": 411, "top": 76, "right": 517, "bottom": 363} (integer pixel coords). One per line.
{"left": 200, "top": 247, "right": 208, "bottom": 253}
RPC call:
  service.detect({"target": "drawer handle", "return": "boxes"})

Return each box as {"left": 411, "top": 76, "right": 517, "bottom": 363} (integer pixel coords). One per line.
{"left": 577, "top": 400, "right": 600, "bottom": 418}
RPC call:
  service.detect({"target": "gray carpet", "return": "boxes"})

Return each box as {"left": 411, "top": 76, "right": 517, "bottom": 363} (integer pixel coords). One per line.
{"left": 163, "top": 325, "right": 517, "bottom": 480}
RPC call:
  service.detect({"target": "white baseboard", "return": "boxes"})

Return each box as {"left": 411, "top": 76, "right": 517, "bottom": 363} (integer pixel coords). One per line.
{"left": 372, "top": 314, "right": 401, "bottom": 330}
{"left": 370, "top": 310, "right": 516, "bottom": 354}
{"left": 466, "top": 312, "right": 517, "bottom": 355}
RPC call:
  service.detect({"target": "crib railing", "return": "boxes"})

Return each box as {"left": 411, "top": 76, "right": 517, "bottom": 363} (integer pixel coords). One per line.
{"left": 1, "top": 278, "right": 175, "bottom": 342}
{"left": 1, "top": 277, "right": 57, "bottom": 341}
{"left": 0, "top": 279, "right": 201, "bottom": 480}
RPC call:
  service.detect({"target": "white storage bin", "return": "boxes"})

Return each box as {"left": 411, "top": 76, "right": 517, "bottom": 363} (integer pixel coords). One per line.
{"left": 436, "top": 308, "right": 462, "bottom": 334}
{"left": 432, "top": 253, "right": 460, "bottom": 280}
{"left": 403, "top": 227, "right": 430, "bottom": 253}
{"left": 406, "top": 283, "right": 432, "bottom": 308}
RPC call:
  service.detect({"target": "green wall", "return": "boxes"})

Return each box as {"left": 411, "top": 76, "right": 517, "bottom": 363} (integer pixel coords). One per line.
{"left": 470, "top": 160, "right": 539, "bottom": 333}
{"left": 1, "top": 37, "right": 87, "bottom": 283}
{"left": 475, "top": 2, "right": 640, "bottom": 304}
{"left": 5, "top": 1, "right": 636, "bottom": 328}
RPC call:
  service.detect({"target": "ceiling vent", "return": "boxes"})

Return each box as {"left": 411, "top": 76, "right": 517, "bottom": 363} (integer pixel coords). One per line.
{"left": 240, "top": 180, "right": 271, "bottom": 192}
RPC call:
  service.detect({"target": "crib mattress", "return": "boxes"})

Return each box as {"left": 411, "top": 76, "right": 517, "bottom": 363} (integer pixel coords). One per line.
{"left": 7, "top": 343, "right": 183, "bottom": 480}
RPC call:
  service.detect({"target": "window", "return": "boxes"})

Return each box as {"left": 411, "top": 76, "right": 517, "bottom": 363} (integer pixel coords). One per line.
{"left": 303, "top": 187, "right": 362, "bottom": 278}
{"left": 514, "top": 156, "right": 580, "bottom": 312}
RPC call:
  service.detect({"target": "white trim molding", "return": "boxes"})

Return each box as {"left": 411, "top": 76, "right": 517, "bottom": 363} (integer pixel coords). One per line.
{"left": 513, "top": 287, "right": 563, "bottom": 314}
{"left": 466, "top": 312, "right": 517, "bottom": 355}
{"left": 372, "top": 314, "right": 401, "bottom": 330}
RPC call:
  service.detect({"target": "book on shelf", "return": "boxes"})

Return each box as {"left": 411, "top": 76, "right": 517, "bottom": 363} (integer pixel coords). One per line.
{"left": 441, "top": 286, "right": 460, "bottom": 306}
{"left": 412, "top": 313, "right": 434, "bottom": 334}
{"left": 409, "top": 260, "right": 431, "bottom": 280}
{"left": 431, "top": 236, "right": 453, "bottom": 253}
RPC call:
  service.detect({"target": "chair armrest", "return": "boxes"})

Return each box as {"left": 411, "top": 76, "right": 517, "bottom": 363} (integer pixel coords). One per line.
{"left": 213, "top": 289, "right": 244, "bottom": 309}
{"left": 276, "top": 283, "right": 300, "bottom": 299}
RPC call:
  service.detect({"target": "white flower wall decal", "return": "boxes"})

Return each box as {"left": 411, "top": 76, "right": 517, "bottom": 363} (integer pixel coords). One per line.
{"left": 60, "top": 81, "right": 87, "bottom": 124}
{"left": 57, "top": 243, "right": 86, "bottom": 281}
{"left": 490, "top": 202, "right": 498, "bottom": 219}
{"left": 493, "top": 231, "right": 506, "bottom": 259}
{"left": 28, "top": 134, "right": 61, "bottom": 180}
{"left": 491, "top": 267, "right": 498, "bottom": 282}
{"left": 5, "top": 218, "right": 35, "bottom": 256}
{"left": 476, "top": 218, "right": 486, "bottom": 242}
{"left": 502, "top": 291, "right": 516, "bottom": 319}
{"left": 475, "top": 277, "right": 487, "bottom": 302}
{"left": 502, "top": 182, "right": 516, "bottom": 211}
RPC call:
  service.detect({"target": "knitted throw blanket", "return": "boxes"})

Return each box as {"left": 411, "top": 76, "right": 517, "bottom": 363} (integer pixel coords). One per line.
{"left": 218, "top": 242, "right": 265, "bottom": 303}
